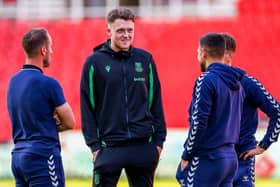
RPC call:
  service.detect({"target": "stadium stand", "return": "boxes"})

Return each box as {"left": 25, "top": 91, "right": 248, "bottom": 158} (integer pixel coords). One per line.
{"left": 0, "top": 0, "right": 279, "bottom": 142}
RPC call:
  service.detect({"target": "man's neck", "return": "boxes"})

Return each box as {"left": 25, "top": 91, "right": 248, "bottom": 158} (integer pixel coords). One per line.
{"left": 25, "top": 58, "right": 43, "bottom": 69}
{"left": 206, "top": 58, "right": 224, "bottom": 68}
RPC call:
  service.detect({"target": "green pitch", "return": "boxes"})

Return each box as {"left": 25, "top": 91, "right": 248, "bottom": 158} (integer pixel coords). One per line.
{"left": 1, "top": 178, "right": 280, "bottom": 186}
{"left": 69, "top": 178, "right": 280, "bottom": 187}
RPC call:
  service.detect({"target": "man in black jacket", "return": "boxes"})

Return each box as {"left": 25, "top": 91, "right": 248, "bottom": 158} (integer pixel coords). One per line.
{"left": 80, "top": 8, "right": 166, "bottom": 187}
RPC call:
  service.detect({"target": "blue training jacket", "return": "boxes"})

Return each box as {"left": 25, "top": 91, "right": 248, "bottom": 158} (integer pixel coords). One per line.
{"left": 235, "top": 74, "right": 280, "bottom": 155}
{"left": 182, "top": 63, "right": 245, "bottom": 161}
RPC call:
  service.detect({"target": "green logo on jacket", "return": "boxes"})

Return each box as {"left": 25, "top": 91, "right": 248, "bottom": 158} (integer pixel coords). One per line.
{"left": 105, "top": 65, "right": 111, "bottom": 72}
{"left": 135, "top": 62, "right": 143, "bottom": 72}
{"left": 134, "top": 77, "right": 145, "bottom": 82}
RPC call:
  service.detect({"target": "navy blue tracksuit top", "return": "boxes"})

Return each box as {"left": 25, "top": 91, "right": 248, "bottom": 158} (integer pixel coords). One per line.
{"left": 182, "top": 63, "right": 245, "bottom": 161}
{"left": 236, "top": 74, "right": 280, "bottom": 155}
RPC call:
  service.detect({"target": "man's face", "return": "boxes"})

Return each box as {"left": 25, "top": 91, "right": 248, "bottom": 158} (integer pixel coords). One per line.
{"left": 197, "top": 46, "right": 206, "bottom": 72}
{"left": 43, "top": 33, "right": 53, "bottom": 68}
{"left": 108, "top": 18, "right": 134, "bottom": 51}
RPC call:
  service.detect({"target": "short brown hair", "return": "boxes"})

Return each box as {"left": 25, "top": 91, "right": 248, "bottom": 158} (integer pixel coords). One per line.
{"left": 106, "top": 8, "right": 135, "bottom": 24}
{"left": 199, "top": 33, "right": 225, "bottom": 59}
{"left": 22, "top": 28, "right": 49, "bottom": 58}
{"left": 221, "top": 33, "right": 236, "bottom": 52}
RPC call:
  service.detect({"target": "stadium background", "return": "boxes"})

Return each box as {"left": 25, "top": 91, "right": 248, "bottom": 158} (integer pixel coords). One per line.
{"left": 1, "top": 0, "right": 280, "bottom": 186}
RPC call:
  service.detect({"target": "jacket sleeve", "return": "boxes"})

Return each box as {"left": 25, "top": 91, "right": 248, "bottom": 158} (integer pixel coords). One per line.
{"left": 245, "top": 75, "right": 280, "bottom": 149}
{"left": 149, "top": 57, "right": 167, "bottom": 148}
{"left": 80, "top": 56, "right": 100, "bottom": 153}
{"left": 182, "top": 73, "right": 213, "bottom": 161}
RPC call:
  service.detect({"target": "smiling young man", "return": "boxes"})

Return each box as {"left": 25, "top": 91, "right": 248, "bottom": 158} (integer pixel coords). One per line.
{"left": 80, "top": 8, "right": 166, "bottom": 187}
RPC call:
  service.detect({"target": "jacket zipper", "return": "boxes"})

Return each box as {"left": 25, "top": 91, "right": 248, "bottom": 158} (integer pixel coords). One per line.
{"left": 122, "top": 59, "right": 131, "bottom": 138}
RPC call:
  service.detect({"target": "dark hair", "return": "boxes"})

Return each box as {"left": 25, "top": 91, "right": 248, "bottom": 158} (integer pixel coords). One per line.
{"left": 106, "top": 8, "right": 135, "bottom": 24}
{"left": 199, "top": 33, "right": 225, "bottom": 58}
{"left": 22, "top": 28, "right": 49, "bottom": 58}
{"left": 220, "top": 33, "right": 236, "bottom": 52}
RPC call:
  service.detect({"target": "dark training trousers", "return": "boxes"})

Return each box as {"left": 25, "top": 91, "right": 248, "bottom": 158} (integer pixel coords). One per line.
{"left": 12, "top": 152, "right": 65, "bottom": 187}
{"left": 176, "top": 155, "right": 238, "bottom": 187}
{"left": 233, "top": 157, "right": 255, "bottom": 187}
{"left": 92, "top": 142, "right": 160, "bottom": 187}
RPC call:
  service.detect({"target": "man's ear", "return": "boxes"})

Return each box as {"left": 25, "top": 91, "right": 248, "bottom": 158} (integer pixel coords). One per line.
{"left": 41, "top": 46, "right": 47, "bottom": 56}
{"left": 107, "top": 24, "right": 111, "bottom": 36}
{"left": 201, "top": 47, "right": 208, "bottom": 59}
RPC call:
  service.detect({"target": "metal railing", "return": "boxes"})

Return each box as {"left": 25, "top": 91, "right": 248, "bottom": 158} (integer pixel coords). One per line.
{"left": 0, "top": 0, "right": 237, "bottom": 20}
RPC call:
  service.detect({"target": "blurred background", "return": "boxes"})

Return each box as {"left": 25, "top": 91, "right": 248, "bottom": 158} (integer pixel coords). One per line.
{"left": 0, "top": 0, "right": 280, "bottom": 184}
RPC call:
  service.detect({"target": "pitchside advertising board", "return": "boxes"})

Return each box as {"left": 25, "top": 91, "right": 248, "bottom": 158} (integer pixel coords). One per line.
{"left": 0, "top": 128, "right": 280, "bottom": 178}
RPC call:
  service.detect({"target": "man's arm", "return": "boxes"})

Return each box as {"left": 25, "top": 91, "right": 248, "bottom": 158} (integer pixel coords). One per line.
{"left": 241, "top": 75, "right": 280, "bottom": 159}
{"left": 148, "top": 58, "right": 167, "bottom": 149}
{"left": 248, "top": 75, "right": 280, "bottom": 148}
{"left": 55, "top": 102, "right": 75, "bottom": 131}
{"left": 80, "top": 57, "right": 101, "bottom": 153}
{"left": 48, "top": 78, "right": 75, "bottom": 132}
{"left": 182, "top": 73, "right": 213, "bottom": 162}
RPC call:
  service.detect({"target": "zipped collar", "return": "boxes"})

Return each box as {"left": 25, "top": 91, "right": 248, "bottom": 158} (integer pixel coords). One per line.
{"left": 94, "top": 40, "right": 133, "bottom": 58}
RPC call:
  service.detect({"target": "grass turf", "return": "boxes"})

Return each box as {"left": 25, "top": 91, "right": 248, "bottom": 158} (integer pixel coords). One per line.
{"left": 1, "top": 178, "right": 280, "bottom": 186}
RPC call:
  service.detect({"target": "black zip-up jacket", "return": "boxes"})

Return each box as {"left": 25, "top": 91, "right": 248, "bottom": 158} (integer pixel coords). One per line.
{"left": 80, "top": 40, "right": 167, "bottom": 152}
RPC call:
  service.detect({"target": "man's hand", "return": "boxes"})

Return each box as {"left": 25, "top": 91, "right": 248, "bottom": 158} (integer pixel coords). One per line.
{"left": 93, "top": 150, "right": 100, "bottom": 161}
{"left": 180, "top": 159, "right": 189, "bottom": 171}
{"left": 239, "top": 146, "right": 265, "bottom": 160}
{"left": 156, "top": 146, "right": 162, "bottom": 156}
{"left": 54, "top": 103, "right": 75, "bottom": 132}
{"left": 53, "top": 111, "right": 69, "bottom": 131}
{"left": 53, "top": 111, "right": 61, "bottom": 125}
